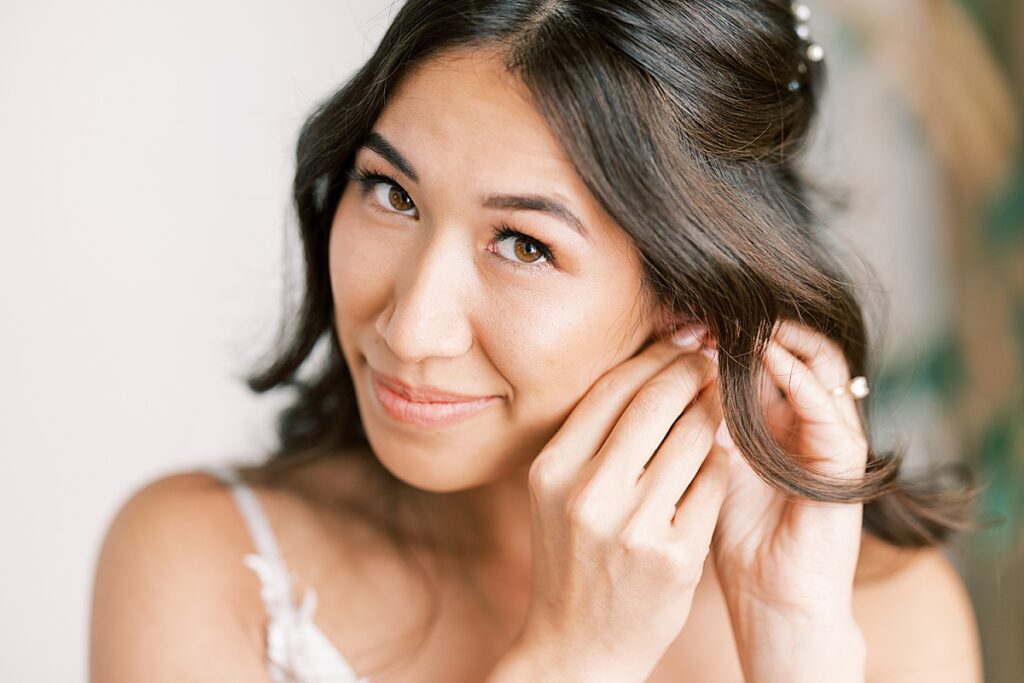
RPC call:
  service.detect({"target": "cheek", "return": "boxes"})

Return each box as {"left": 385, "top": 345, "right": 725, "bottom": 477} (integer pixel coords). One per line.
{"left": 494, "top": 313, "right": 586, "bottom": 393}
{"left": 483, "top": 309, "right": 610, "bottom": 463}
{"left": 496, "top": 281, "right": 649, "bottom": 422}
{"left": 328, "top": 213, "right": 394, "bottom": 318}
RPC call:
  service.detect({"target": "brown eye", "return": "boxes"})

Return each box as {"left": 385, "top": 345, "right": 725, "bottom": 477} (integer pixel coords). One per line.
{"left": 346, "top": 166, "right": 420, "bottom": 217}
{"left": 512, "top": 239, "right": 543, "bottom": 263}
{"left": 387, "top": 186, "right": 414, "bottom": 212}
{"left": 492, "top": 224, "right": 555, "bottom": 269}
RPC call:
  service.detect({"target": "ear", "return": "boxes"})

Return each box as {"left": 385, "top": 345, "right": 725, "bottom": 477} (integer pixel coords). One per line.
{"left": 652, "top": 306, "right": 681, "bottom": 336}
{"left": 652, "top": 307, "right": 711, "bottom": 339}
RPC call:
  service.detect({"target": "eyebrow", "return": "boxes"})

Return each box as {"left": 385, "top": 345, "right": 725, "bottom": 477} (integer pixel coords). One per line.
{"left": 359, "top": 131, "right": 592, "bottom": 242}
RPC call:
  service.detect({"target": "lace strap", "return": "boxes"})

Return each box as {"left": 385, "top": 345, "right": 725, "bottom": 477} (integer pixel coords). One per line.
{"left": 204, "top": 465, "right": 289, "bottom": 567}
{"left": 204, "top": 465, "right": 370, "bottom": 682}
{"left": 204, "top": 464, "right": 298, "bottom": 613}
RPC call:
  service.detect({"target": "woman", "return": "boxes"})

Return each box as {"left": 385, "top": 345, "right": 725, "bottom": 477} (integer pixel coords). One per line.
{"left": 89, "top": 1, "right": 985, "bottom": 681}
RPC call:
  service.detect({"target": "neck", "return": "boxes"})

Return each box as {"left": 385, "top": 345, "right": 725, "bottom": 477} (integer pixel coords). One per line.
{"left": 450, "top": 460, "right": 534, "bottom": 567}
{"left": 402, "top": 459, "right": 535, "bottom": 637}
{"left": 402, "top": 459, "right": 533, "bottom": 576}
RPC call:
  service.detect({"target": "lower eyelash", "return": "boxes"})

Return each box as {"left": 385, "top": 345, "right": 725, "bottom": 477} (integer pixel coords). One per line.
{"left": 491, "top": 223, "right": 557, "bottom": 269}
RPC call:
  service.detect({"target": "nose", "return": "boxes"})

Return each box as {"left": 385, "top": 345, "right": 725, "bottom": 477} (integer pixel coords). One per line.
{"left": 375, "top": 231, "right": 474, "bottom": 364}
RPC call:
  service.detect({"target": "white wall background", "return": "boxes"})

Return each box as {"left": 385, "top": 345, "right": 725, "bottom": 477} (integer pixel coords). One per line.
{"left": 0, "top": 2, "right": 400, "bottom": 680}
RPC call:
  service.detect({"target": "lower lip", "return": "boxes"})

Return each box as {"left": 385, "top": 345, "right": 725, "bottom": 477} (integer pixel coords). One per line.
{"left": 370, "top": 370, "right": 498, "bottom": 428}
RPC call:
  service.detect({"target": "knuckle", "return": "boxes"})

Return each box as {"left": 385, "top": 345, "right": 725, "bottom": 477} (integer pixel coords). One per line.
{"left": 821, "top": 338, "right": 846, "bottom": 364}
{"left": 660, "top": 365, "right": 710, "bottom": 403}
{"left": 618, "top": 521, "right": 659, "bottom": 556}
{"left": 674, "top": 351, "right": 715, "bottom": 381}
{"left": 672, "top": 410, "right": 715, "bottom": 453}
{"left": 591, "top": 371, "right": 631, "bottom": 402}
{"left": 528, "top": 453, "right": 560, "bottom": 492}
{"left": 632, "top": 382, "right": 677, "bottom": 416}
{"left": 620, "top": 525, "right": 694, "bottom": 574}
{"left": 675, "top": 550, "right": 702, "bottom": 577}
{"left": 565, "top": 486, "right": 604, "bottom": 533}
{"left": 675, "top": 545, "right": 704, "bottom": 575}
{"left": 692, "top": 422, "right": 716, "bottom": 454}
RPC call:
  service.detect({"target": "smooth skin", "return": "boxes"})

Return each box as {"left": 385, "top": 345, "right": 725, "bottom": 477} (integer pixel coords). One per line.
{"left": 89, "top": 48, "right": 983, "bottom": 683}
{"left": 711, "top": 322, "right": 874, "bottom": 682}
{"left": 495, "top": 337, "right": 727, "bottom": 682}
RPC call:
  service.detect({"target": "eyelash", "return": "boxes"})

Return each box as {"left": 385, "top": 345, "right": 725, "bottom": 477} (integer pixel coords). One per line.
{"left": 344, "top": 163, "right": 558, "bottom": 272}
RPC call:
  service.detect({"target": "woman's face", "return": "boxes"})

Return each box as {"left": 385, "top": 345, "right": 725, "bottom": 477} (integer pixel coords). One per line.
{"left": 328, "top": 49, "right": 660, "bottom": 492}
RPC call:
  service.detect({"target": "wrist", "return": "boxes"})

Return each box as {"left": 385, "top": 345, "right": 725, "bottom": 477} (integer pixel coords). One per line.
{"left": 486, "top": 631, "right": 650, "bottom": 683}
{"left": 730, "top": 609, "right": 866, "bottom": 683}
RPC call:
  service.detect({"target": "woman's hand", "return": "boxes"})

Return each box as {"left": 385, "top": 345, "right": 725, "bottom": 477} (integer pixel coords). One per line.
{"left": 504, "top": 327, "right": 729, "bottom": 683}
{"left": 710, "top": 320, "right": 868, "bottom": 682}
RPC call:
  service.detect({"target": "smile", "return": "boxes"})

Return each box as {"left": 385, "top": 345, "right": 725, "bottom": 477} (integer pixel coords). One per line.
{"left": 369, "top": 367, "right": 499, "bottom": 427}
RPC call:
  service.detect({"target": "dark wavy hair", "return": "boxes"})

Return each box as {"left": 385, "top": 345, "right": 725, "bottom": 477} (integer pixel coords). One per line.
{"left": 234, "top": 2, "right": 985, "bottom": 666}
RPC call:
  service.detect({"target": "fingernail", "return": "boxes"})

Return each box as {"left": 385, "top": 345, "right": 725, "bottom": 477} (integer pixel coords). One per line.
{"left": 671, "top": 324, "right": 707, "bottom": 349}
{"left": 715, "top": 419, "right": 734, "bottom": 449}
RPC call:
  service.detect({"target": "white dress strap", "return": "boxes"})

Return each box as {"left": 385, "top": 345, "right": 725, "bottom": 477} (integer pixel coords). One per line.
{"left": 205, "top": 464, "right": 288, "bottom": 569}
{"left": 204, "top": 464, "right": 371, "bottom": 683}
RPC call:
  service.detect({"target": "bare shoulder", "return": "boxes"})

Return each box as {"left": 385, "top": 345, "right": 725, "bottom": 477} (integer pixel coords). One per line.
{"left": 89, "top": 469, "right": 271, "bottom": 683}
{"left": 853, "top": 532, "right": 983, "bottom": 682}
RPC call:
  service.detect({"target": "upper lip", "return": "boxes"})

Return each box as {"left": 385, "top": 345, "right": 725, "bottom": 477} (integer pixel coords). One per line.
{"left": 371, "top": 368, "right": 496, "bottom": 403}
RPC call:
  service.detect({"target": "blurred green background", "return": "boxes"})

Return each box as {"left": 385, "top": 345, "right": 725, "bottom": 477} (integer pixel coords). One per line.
{"left": 804, "top": 1, "right": 1022, "bottom": 680}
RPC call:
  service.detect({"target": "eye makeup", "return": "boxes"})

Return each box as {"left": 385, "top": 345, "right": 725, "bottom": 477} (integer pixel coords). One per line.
{"left": 344, "top": 163, "right": 560, "bottom": 273}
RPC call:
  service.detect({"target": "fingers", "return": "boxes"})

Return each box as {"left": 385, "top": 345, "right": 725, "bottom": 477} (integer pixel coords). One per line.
{"left": 631, "top": 383, "right": 722, "bottom": 525}
{"left": 756, "top": 360, "right": 797, "bottom": 446}
{"left": 541, "top": 338, "right": 690, "bottom": 477}
{"left": 771, "top": 320, "right": 849, "bottom": 392}
{"left": 761, "top": 340, "right": 837, "bottom": 422}
{"left": 544, "top": 333, "right": 716, "bottom": 481}
{"left": 582, "top": 349, "right": 719, "bottom": 491}
{"left": 770, "top": 320, "right": 866, "bottom": 425}
{"left": 669, "top": 444, "right": 730, "bottom": 548}
{"left": 761, "top": 339, "right": 867, "bottom": 476}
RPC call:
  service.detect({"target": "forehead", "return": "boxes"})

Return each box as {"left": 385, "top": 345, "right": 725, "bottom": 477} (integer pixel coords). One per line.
{"left": 377, "top": 50, "right": 565, "bottom": 170}
{"left": 364, "top": 50, "right": 626, "bottom": 243}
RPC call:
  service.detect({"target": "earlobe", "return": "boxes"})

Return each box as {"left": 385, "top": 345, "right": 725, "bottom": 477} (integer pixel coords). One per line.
{"left": 654, "top": 309, "right": 714, "bottom": 341}
{"left": 651, "top": 307, "right": 679, "bottom": 337}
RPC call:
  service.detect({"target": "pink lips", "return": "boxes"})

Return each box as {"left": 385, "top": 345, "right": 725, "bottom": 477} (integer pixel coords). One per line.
{"left": 369, "top": 368, "right": 498, "bottom": 427}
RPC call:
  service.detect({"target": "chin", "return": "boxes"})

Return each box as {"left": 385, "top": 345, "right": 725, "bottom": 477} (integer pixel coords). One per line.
{"left": 365, "top": 433, "right": 504, "bottom": 493}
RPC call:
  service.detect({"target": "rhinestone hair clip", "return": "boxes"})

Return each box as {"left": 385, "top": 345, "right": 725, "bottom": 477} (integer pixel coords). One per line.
{"left": 788, "top": 2, "right": 824, "bottom": 92}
